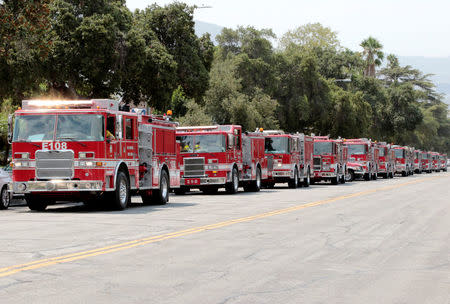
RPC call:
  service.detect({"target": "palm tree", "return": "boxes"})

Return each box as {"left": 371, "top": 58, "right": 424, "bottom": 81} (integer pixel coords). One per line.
{"left": 360, "top": 37, "right": 384, "bottom": 77}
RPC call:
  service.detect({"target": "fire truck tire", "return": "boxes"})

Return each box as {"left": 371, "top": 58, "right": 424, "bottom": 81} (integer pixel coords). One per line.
{"left": 245, "top": 167, "right": 262, "bottom": 192}
{"left": 110, "top": 171, "right": 130, "bottom": 210}
{"left": 150, "top": 170, "right": 170, "bottom": 205}
{"left": 225, "top": 168, "right": 239, "bottom": 194}
{"left": 364, "top": 173, "right": 370, "bottom": 181}
{"left": 331, "top": 176, "right": 339, "bottom": 185}
{"left": 402, "top": 171, "right": 407, "bottom": 177}
{"left": 25, "top": 195, "right": 48, "bottom": 211}
{"left": 303, "top": 170, "right": 311, "bottom": 187}
{"left": 340, "top": 174, "right": 346, "bottom": 184}
{"left": 288, "top": 168, "right": 299, "bottom": 189}
{"left": 348, "top": 170, "right": 355, "bottom": 182}
{"left": 372, "top": 173, "right": 377, "bottom": 180}
{"left": 0, "top": 185, "right": 10, "bottom": 210}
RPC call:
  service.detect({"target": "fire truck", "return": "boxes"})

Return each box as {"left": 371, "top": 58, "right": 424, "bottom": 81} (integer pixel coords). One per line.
{"left": 392, "top": 146, "right": 414, "bottom": 176}
{"left": 263, "top": 131, "right": 313, "bottom": 188}
{"left": 439, "top": 154, "right": 448, "bottom": 172}
{"left": 413, "top": 149, "right": 423, "bottom": 174}
{"left": 430, "top": 152, "right": 440, "bottom": 172}
{"left": 344, "top": 138, "right": 377, "bottom": 181}
{"left": 312, "top": 136, "right": 348, "bottom": 184}
{"left": 175, "top": 125, "right": 270, "bottom": 194}
{"left": 421, "top": 151, "right": 432, "bottom": 173}
{"left": 375, "top": 142, "right": 395, "bottom": 178}
{"left": 8, "top": 99, "right": 180, "bottom": 211}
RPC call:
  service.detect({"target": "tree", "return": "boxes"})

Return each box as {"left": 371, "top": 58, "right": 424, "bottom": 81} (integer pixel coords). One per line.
{"left": 279, "top": 23, "right": 340, "bottom": 51}
{"left": 360, "top": 36, "right": 384, "bottom": 77}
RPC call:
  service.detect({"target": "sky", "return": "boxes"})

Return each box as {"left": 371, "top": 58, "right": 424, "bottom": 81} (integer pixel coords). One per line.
{"left": 126, "top": 0, "right": 450, "bottom": 58}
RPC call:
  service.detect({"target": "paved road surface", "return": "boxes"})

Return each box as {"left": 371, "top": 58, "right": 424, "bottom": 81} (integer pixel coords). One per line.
{"left": 0, "top": 173, "right": 449, "bottom": 304}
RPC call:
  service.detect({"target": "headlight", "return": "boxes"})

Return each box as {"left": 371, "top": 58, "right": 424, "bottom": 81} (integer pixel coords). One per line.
{"left": 17, "top": 183, "right": 27, "bottom": 191}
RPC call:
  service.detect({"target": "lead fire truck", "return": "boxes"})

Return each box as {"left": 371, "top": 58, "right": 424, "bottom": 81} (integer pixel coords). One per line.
{"left": 263, "top": 131, "right": 313, "bottom": 188}
{"left": 344, "top": 138, "right": 378, "bottom": 181}
{"left": 312, "top": 136, "right": 348, "bottom": 184}
{"left": 8, "top": 99, "right": 180, "bottom": 211}
{"left": 375, "top": 142, "right": 395, "bottom": 178}
{"left": 176, "top": 125, "right": 271, "bottom": 194}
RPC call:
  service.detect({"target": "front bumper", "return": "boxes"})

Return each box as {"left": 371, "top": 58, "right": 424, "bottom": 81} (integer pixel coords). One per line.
{"left": 10, "top": 180, "right": 103, "bottom": 194}
{"left": 272, "top": 170, "right": 292, "bottom": 178}
{"left": 314, "top": 171, "right": 337, "bottom": 178}
{"left": 181, "top": 177, "right": 227, "bottom": 186}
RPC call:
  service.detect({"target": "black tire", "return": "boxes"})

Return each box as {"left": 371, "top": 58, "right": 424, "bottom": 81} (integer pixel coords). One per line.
{"left": 303, "top": 169, "right": 311, "bottom": 187}
{"left": 382, "top": 173, "right": 388, "bottom": 179}
{"left": 364, "top": 173, "right": 370, "bottom": 181}
{"left": 109, "top": 171, "right": 130, "bottom": 210}
{"left": 288, "top": 168, "right": 299, "bottom": 189}
{"left": 340, "top": 174, "right": 346, "bottom": 184}
{"left": 0, "top": 185, "right": 10, "bottom": 210}
{"left": 225, "top": 168, "right": 239, "bottom": 194}
{"left": 149, "top": 170, "right": 170, "bottom": 205}
{"left": 25, "top": 194, "right": 48, "bottom": 211}
{"left": 402, "top": 171, "right": 407, "bottom": 177}
{"left": 245, "top": 167, "right": 262, "bottom": 192}
{"left": 348, "top": 170, "right": 355, "bottom": 182}
{"left": 372, "top": 173, "right": 377, "bottom": 180}
{"left": 331, "top": 176, "right": 339, "bottom": 185}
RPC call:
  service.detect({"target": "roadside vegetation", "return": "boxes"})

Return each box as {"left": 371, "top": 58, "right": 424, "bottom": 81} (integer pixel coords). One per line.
{"left": 1, "top": 0, "right": 449, "bottom": 163}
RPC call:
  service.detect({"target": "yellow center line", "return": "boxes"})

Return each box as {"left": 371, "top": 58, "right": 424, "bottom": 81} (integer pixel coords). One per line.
{"left": 0, "top": 176, "right": 442, "bottom": 278}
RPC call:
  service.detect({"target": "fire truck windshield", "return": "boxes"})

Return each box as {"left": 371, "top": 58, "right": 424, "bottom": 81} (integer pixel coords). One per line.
{"left": 394, "top": 149, "right": 405, "bottom": 158}
{"left": 55, "top": 115, "right": 104, "bottom": 141}
{"left": 265, "top": 137, "right": 288, "bottom": 154}
{"left": 13, "top": 114, "right": 104, "bottom": 142}
{"left": 13, "top": 115, "right": 56, "bottom": 142}
{"left": 379, "top": 148, "right": 386, "bottom": 156}
{"left": 347, "top": 144, "right": 366, "bottom": 155}
{"left": 178, "top": 135, "right": 226, "bottom": 153}
{"left": 313, "top": 141, "right": 332, "bottom": 155}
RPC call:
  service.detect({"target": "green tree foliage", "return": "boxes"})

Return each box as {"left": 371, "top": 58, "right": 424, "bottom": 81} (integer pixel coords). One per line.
{"left": 360, "top": 36, "right": 384, "bottom": 77}
{"left": 279, "top": 23, "right": 340, "bottom": 51}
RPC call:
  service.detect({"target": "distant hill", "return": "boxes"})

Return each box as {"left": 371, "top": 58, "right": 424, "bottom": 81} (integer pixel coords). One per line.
{"left": 194, "top": 20, "right": 223, "bottom": 43}
{"left": 399, "top": 56, "right": 450, "bottom": 105}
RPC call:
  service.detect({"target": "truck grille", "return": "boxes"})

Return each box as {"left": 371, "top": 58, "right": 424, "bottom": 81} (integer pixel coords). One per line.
{"left": 36, "top": 150, "right": 74, "bottom": 180}
{"left": 313, "top": 157, "right": 321, "bottom": 170}
{"left": 184, "top": 157, "right": 205, "bottom": 177}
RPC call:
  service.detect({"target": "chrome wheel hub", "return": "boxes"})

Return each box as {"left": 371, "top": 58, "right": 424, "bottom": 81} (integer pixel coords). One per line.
{"left": 119, "top": 179, "right": 127, "bottom": 205}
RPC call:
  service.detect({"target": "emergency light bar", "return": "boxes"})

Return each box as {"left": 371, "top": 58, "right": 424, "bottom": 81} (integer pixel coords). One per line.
{"left": 22, "top": 99, "right": 119, "bottom": 111}
{"left": 177, "top": 125, "right": 234, "bottom": 132}
{"left": 262, "top": 130, "right": 285, "bottom": 135}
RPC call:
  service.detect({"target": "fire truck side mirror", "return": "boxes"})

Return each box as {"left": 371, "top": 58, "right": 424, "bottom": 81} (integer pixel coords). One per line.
{"left": 7, "top": 114, "right": 13, "bottom": 144}
{"left": 115, "top": 115, "right": 123, "bottom": 139}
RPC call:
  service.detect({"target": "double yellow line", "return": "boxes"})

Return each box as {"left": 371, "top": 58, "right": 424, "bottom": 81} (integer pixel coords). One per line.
{"left": 0, "top": 176, "right": 442, "bottom": 278}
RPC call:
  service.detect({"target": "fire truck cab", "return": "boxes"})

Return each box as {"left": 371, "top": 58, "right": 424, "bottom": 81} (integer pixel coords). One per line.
{"left": 8, "top": 99, "right": 180, "bottom": 211}
{"left": 312, "top": 136, "right": 348, "bottom": 184}
{"left": 263, "top": 131, "right": 313, "bottom": 188}
{"left": 375, "top": 142, "right": 395, "bottom": 179}
{"left": 344, "top": 138, "right": 377, "bottom": 181}
{"left": 176, "top": 125, "right": 270, "bottom": 194}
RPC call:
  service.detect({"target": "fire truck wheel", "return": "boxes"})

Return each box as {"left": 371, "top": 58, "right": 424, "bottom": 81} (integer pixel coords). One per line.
{"left": 402, "top": 171, "right": 407, "bottom": 177}
{"left": 331, "top": 176, "right": 339, "bottom": 185}
{"left": 110, "top": 171, "right": 130, "bottom": 210}
{"left": 348, "top": 170, "right": 355, "bottom": 182}
{"left": 25, "top": 195, "right": 48, "bottom": 211}
{"left": 303, "top": 170, "right": 311, "bottom": 187}
{"left": 288, "top": 168, "right": 299, "bottom": 189}
{"left": 225, "top": 168, "right": 239, "bottom": 194}
{"left": 245, "top": 167, "right": 261, "bottom": 192}
{"left": 151, "top": 170, "right": 170, "bottom": 205}
{"left": 0, "top": 186, "right": 10, "bottom": 210}
{"left": 364, "top": 173, "right": 370, "bottom": 181}
{"left": 372, "top": 173, "right": 377, "bottom": 180}
{"left": 340, "top": 174, "right": 346, "bottom": 184}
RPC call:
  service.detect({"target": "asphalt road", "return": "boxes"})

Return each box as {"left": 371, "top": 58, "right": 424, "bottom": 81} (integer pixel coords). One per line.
{"left": 0, "top": 172, "right": 449, "bottom": 304}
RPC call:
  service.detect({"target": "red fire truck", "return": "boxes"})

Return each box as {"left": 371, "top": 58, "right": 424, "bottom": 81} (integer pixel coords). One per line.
{"left": 312, "top": 136, "right": 348, "bottom": 184}
{"left": 392, "top": 146, "right": 414, "bottom": 176}
{"left": 8, "top": 99, "right": 180, "bottom": 211}
{"left": 263, "top": 131, "right": 313, "bottom": 188}
{"left": 175, "top": 125, "right": 270, "bottom": 194}
{"left": 344, "top": 138, "right": 377, "bottom": 181}
{"left": 421, "top": 151, "right": 432, "bottom": 173}
{"left": 438, "top": 154, "right": 447, "bottom": 172}
{"left": 413, "top": 149, "right": 423, "bottom": 174}
{"left": 375, "top": 142, "right": 395, "bottom": 178}
{"left": 430, "top": 152, "right": 440, "bottom": 172}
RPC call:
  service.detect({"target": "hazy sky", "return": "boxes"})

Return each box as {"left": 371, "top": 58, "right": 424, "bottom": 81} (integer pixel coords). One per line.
{"left": 127, "top": 0, "right": 450, "bottom": 58}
